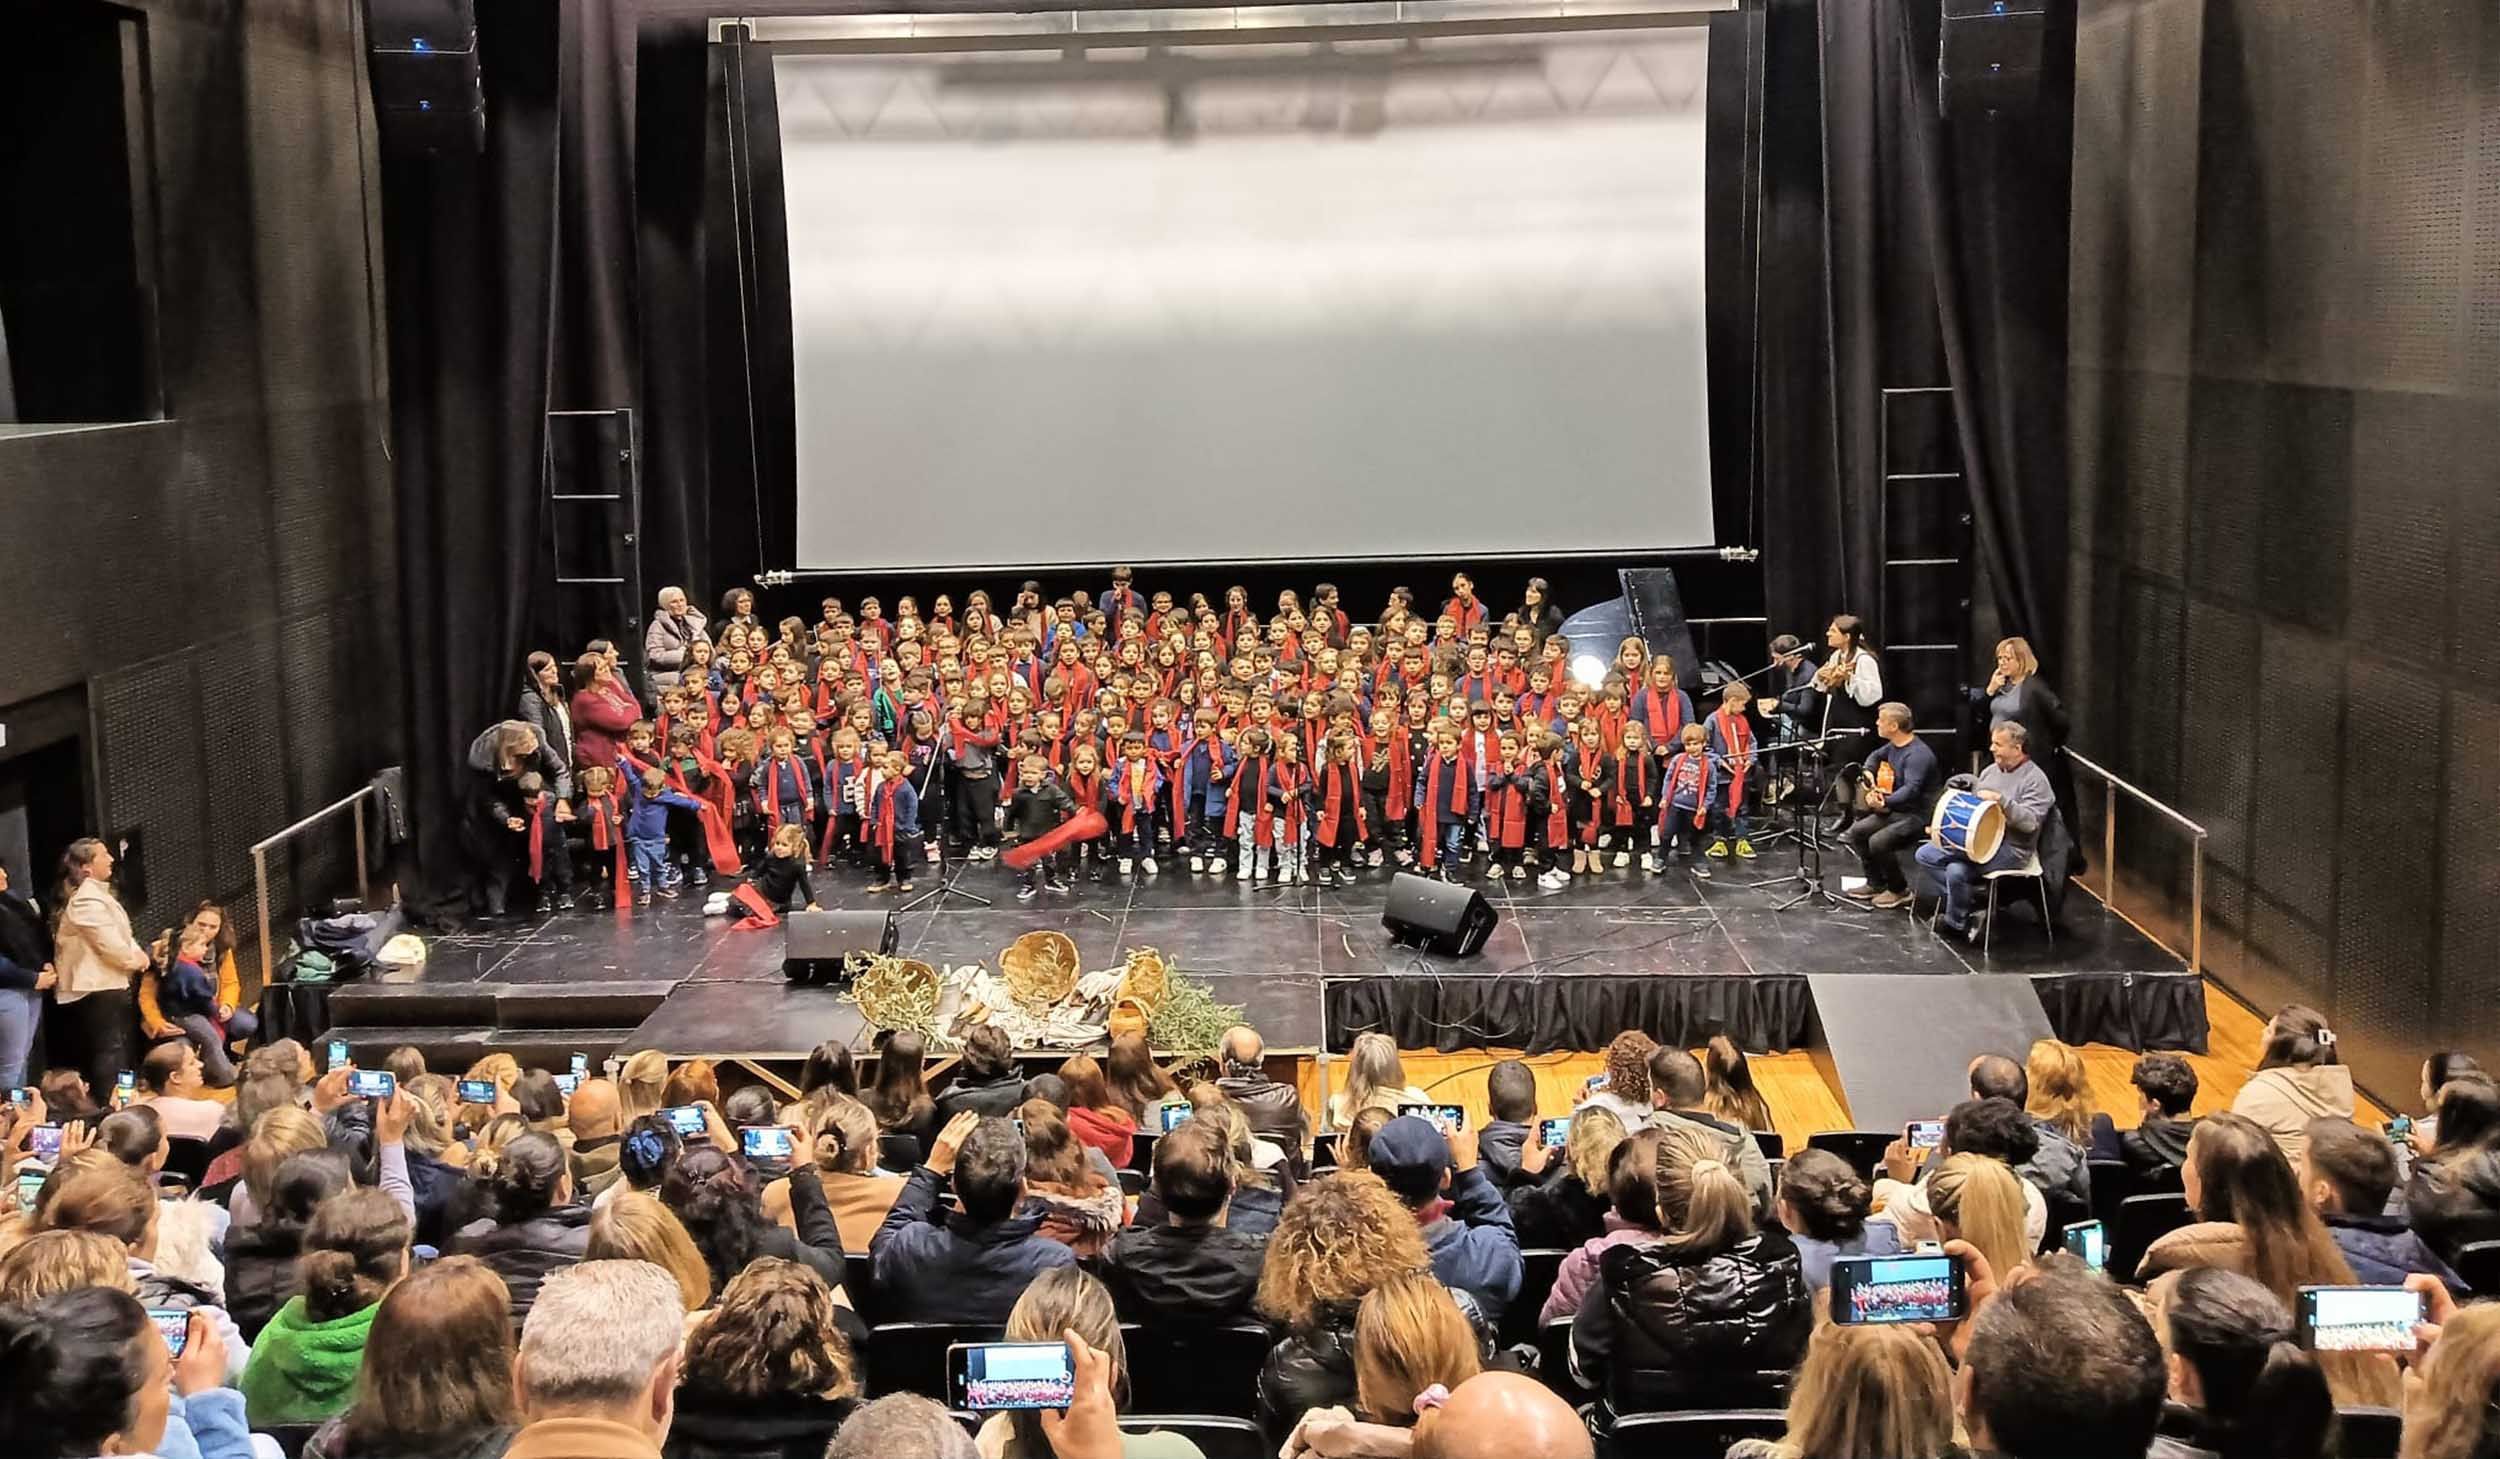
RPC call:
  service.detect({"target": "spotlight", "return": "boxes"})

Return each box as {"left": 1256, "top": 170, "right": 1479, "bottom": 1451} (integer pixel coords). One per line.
{"left": 1569, "top": 655, "right": 1609, "bottom": 691}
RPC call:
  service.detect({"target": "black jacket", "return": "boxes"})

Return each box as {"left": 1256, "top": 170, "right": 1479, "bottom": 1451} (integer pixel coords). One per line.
{"left": 1135, "top": 1180, "right": 1286, "bottom": 1241}
{"left": 934, "top": 1068, "right": 1029, "bottom": 1124}
{"left": 452, "top": 1204, "right": 594, "bottom": 1324}
{"left": 1571, "top": 1229, "right": 1811, "bottom": 1419}
{"left": 2406, "top": 1148, "right": 2500, "bottom": 1264}
{"left": 1104, "top": 1220, "right": 1268, "bottom": 1330}
{"left": 0, "top": 888, "right": 51, "bottom": 986}
{"left": 1004, "top": 781, "right": 1077, "bottom": 843}
{"left": 1257, "top": 1306, "right": 1358, "bottom": 1449}
{"left": 868, "top": 1167, "right": 1075, "bottom": 1325}
{"left": 663, "top": 1392, "right": 855, "bottom": 1459}
{"left": 2124, "top": 1115, "right": 2197, "bottom": 1180}
{"left": 1480, "top": 1119, "right": 1531, "bottom": 1194}
{"left": 1216, "top": 1071, "right": 1309, "bottom": 1155}
{"left": 223, "top": 1222, "right": 307, "bottom": 1341}
{"left": 407, "top": 1150, "right": 468, "bottom": 1251}
{"left": 1509, "top": 1168, "right": 1610, "bottom": 1252}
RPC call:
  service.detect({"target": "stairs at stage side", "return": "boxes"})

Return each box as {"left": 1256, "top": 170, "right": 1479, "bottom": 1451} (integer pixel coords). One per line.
{"left": 318, "top": 979, "right": 677, "bottom": 1073}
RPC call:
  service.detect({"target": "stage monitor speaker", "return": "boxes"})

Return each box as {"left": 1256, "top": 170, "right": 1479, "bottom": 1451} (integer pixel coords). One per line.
{"left": 1381, "top": 872, "right": 1499, "bottom": 958}
{"left": 363, "top": 0, "right": 485, "bottom": 155}
{"left": 1939, "top": 0, "right": 2044, "bottom": 118}
{"left": 783, "top": 909, "right": 898, "bottom": 986}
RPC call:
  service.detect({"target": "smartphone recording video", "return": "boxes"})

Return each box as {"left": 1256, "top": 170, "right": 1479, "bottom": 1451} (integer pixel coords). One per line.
{"left": 1830, "top": 1252, "right": 1968, "bottom": 1326}
{"left": 458, "top": 1078, "right": 498, "bottom": 1105}
{"left": 664, "top": 1105, "right": 709, "bottom": 1137}
{"left": 150, "top": 1308, "right": 191, "bottom": 1358}
{"left": 1540, "top": 1116, "right": 1571, "bottom": 1149}
{"left": 1396, "top": 1103, "right": 1466, "bottom": 1135}
{"left": 743, "top": 1126, "right": 796, "bottom": 1167}
{"left": 2063, "top": 1219, "right": 2107, "bottom": 1272}
{"left": 949, "top": 1341, "right": 1075, "bottom": 1412}
{"left": 2296, "top": 1286, "right": 2426, "bottom": 1354}
{"left": 1159, "top": 1104, "right": 1194, "bottom": 1133}
{"left": 1906, "top": 1119, "right": 1945, "bottom": 1151}
{"left": 347, "top": 1070, "right": 396, "bottom": 1100}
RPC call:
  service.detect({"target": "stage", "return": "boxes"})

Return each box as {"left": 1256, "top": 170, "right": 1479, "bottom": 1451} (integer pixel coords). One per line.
{"left": 282, "top": 851, "right": 2211, "bottom": 1080}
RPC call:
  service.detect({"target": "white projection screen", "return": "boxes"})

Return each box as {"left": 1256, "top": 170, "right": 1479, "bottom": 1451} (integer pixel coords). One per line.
{"left": 773, "top": 28, "right": 1714, "bottom": 572}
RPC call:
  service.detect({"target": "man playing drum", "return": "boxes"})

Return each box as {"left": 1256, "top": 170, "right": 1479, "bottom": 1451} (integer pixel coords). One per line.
{"left": 1917, "top": 720, "right": 2057, "bottom": 942}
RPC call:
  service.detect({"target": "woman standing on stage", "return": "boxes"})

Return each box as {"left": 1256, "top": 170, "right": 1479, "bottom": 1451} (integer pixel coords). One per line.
{"left": 1971, "top": 636, "right": 2078, "bottom": 860}
{"left": 51, "top": 836, "right": 151, "bottom": 1099}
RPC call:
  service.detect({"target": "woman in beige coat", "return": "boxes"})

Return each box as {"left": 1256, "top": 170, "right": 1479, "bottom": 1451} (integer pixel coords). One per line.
{"left": 51, "top": 837, "right": 152, "bottom": 1097}
{"left": 2228, "top": 1004, "right": 2354, "bottom": 1166}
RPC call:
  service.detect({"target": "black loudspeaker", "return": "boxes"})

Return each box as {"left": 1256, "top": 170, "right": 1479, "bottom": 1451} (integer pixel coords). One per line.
{"left": 1939, "top": 0, "right": 2044, "bottom": 118}
{"left": 363, "top": 0, "right": 484, "bottom": 155}
{"left": 783, "top": 910, "right": 898, "bottom": 987}
{"left": 1381, "top": 872, "right": 1500, "bottom": 958}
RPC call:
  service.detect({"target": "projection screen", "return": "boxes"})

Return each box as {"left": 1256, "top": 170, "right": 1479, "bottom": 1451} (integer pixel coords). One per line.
{"left": 774, "top": 29, "right": 1714, "bottom": 572}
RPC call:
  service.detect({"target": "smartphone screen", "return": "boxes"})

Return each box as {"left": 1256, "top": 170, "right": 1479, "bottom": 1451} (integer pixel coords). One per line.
{"left": 2297, "top": 1285, "right": 2427, "bottom": 1354}
{"left": 1830, "top": 1253, "right": 1967, "bottom": 1326}
{"left": 949, "top": 1341, "right": 1075, "bottom": 1411}
{"left": 115, "top": 1070, "right": 137, "bottom": 1099}
{"left": 570, "top": 1052, "right": 590, "bottom": 1076}
{"left": 1159, "top": 1104, "right": 1194, "bottom": 1133}
{"left": 1584, "top": 1073, "right": 1609, "bottom": 1094}
{"left": 29, "top": 1124, "right": 64, "bottom": 1161}
{"left": 328, "top": 1039, "right": 352, "bottom": 1072}
{"left": 553, "top": 1074, "right": 581, "bottom": 1097}
{"left": 1540, "top": 1116, "right": 1572, "bottom": 1149}
{"left": 663, "top": 1105, "right": 709, "bottom": 1137}
{"left": 6, "top": 1088, "right": 26, "bottom": 1108}
{"left": 742, "top": 1126, "right": 795, "bottom": 1166}
{"left": 2063, "top": 1219, "right": 2107, "bottom": 1271}
{"left": 1397, "top": 1103, "right": 1466, "bottom": 1135}
{"left": 149, "top": 1308, "right": 191, "bottom": 1358}
{"left": 1906, "top": 1119, "right": 1946, "bottom": 1151}
{"left": 348, "top": 1070, "right": 396, "bottom": 1100}
{"left": 458, "top": 1078, "right": 498, "bottom": 1105}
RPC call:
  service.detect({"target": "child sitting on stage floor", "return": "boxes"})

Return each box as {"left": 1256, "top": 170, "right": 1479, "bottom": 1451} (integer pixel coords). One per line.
{"left": 714, "top": 821, "right": 821, "bottom": 925}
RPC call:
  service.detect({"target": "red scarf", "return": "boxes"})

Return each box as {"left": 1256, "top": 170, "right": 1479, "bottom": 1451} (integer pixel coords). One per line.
{"left": 581, "top": 790, "right": 634, "bottom": 907}
{"left": 1663, "top": 750, "right": 1716, "bottom": 830}
{"left": 526, "top": 793, "right": 552, "bottom": 881}
{"left": 1224, "top": 754, "right": 1275, "bottom": 845}
{"left": 1485, "top": 764, "right": 1528, "bottom": 849}
{"left": 1712, "top": 708, "right": 1755, "bottom": 817}
{"left": 762, "top": 755, "right": 813, "bottom": 829}
{"left": 1066, "top": 767, "right": 1104, "bottom": 815}
{"left": 665, "top": 753, "right": 744, "bottom": 874}
{"left": 871, "top": 778, "right": 902, "bottom": 861}
{"left": 1635, "top": 684, "right": 1687, "bottom": 743}
{"left": 1116, "top": 759, "right": 1160, "bottom": 834}
{"left": 1611, "top": 746, "right": 1653, "bottom": 827}
{"left": 1417, "top": 753, "right": 1467, "bottom": 869}
{"left": 1542, "top": 759, "right": 1571, "bottom": 848}
{"left": 1316, "top": 760, "right": 1366, "bottom": 847}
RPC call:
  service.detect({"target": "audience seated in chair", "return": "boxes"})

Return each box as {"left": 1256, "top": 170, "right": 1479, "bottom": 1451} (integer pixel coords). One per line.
{"left": 1644, "top": 1046, "right": 1776, "bottom": 1216}
{"left": 1275, "top": 1272, "right": 1482, "bottom": 1459}
{"left": 509, "top": 1261, "right": 691, "bottom": 1459}
{"left": 975, "top": 1267, "right": 1206, "bottom": 1459}
{"left": 1725, "top": 1322, "right": 1957, "bottom": 1459}
{"left": 1873, "top": 1097, "right": 2049, "bottom": 1250}
{"left": 1773, "top": 1147, "right": 1903, "bottom": 1295}
{"left": 669, "top": 1258, "right": 860, "bottom": 1459}
{"left": 1960, "top": 1260, "right": 2166, "bottom": 1459}
{"left": 1476, "top": 1059, "right": 1538, "bottom": 1195}
{"left": 1411, "top": 1372, "right": 1592, "bottom": 1459}
{"left": 1364, "top": 1117, "right": 1524, "bottom": 1327}
{"left": 871, "top": 1113, "right": 1075, "bottom": 1326}
{"left": 1105, "top": 1118, "right": 1268, "bottom": 1331}
{"left": 1506, "top": 1105, "right": 1622, "bottom": 1253}
{"left": 1015, "top": 1100, "right": 1127, "bottom": 1261}
{"left": 2402, "top": 1072, "right": 2500, "bottom": 1267}
{"left": 935, "top": 1026, "right": 1031, "bottom": 1125}
{"left": 449, "top": 1131, "right": 592, "bottom": 1327}
{"left": 1538, "top": 1128, "right": 1669, "bottom": 1327}
{"left": 2145, "top": 1268, "right": 2334, "bottom": 1459}
{"left": 2089, "top": 1052, "right": 2201, "bottom": 1181}
{"left": 2227, "top": 1005, "right": 2355, "bottom": 1167}
{"left": 1253, "top": 1171, "right": 1440, "bottom": 1447}
{"left": 2300, "top": 1116, "right": 2464, "bottom": 1291}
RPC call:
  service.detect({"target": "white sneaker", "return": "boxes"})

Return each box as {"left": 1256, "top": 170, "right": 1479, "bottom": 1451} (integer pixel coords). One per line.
{"left": 975, "top": 845, "right": 997, "bottom": 862}
{"left": 1539, "top": 868, "right": 1570, "bottom": 890}
{"left": 1598, "top": 833, "right": 1613, "bottom": 850}
{"left": 1189, "top": 855, "right": 1205, "bottom": 873}
{"left": 1210, "top": 857, "right": 1229, "bottom": 876}
{"left": 1395, "top": 849, "right": 1415, "bottom": 867}
{"left": 1644, "top": 855, "right": 1666, "bottom": 873}
{"left": 1614, "top": 850, "right": 1630, "bottom": 868}
{"left": 1142, "top": 857, "right": 1158, "bottom": 876}
{"left": 1292, "top": 865, "right": 1308, "bottom": 884}
{"left": 1119, "top": 858, "right": 1135, "bottom": 876}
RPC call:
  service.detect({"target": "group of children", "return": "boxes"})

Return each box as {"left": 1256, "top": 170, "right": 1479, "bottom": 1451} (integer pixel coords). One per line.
{"left": 515, "top": 569, "right": 1783, "bottom": 914}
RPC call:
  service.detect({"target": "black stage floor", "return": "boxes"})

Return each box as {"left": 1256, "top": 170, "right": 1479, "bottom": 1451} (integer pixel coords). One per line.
{"left": 301, "top": 852, "right": 2211, "bottom": 1068}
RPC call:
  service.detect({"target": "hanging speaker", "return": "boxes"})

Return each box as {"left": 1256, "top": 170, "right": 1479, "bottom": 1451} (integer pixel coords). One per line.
{"left": 1381, "top": 872, "right": 1499, "bottom": 958}
{"left": 1939, "top": 0, "right": 2044, "bottom": 118}
{"left": 362, "top": 0, "right": 484, "bottom": 155}
{"left": 783, "top": 909, "right": 899, "bottom": 987}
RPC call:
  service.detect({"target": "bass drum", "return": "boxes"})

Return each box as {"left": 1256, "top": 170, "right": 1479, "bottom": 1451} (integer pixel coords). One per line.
{"left": 1929, "top": 787, "right": 2006, "bottom": 863}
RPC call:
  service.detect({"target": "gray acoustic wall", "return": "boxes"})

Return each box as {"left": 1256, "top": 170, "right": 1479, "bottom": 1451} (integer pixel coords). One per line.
{"left": 0, "top": 0, "right": 400, "bottom": 965}
{"left": 2066, "top": 0, "right": 2500, "bottom": 1103}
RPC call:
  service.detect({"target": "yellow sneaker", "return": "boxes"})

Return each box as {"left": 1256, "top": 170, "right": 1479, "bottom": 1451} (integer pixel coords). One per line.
{"left": 1706, "top": 838, "right": 1730, "bottom": 859}
{"left": 1735, "top": 838, "right": 1758, "bottom": 859}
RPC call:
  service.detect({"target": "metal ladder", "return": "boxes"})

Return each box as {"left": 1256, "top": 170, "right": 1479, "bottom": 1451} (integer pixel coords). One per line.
{"left": 545, "top": 407, "right": 643, "bottom": 673}
{"left": 1877, "top": 386, "right": 1972, "bottom": 753}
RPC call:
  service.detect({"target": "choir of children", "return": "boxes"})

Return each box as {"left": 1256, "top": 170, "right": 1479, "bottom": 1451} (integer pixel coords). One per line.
{"left": 516, "top": 571, "right": 1770, "bottom": 913}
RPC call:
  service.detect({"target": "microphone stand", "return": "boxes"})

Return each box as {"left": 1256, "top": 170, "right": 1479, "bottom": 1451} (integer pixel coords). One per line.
{"left": 1737, "top": 730, "right": 1864, "bottom": 911}
{"left": 901, "top": 720, "right": 993, "bottom": 913}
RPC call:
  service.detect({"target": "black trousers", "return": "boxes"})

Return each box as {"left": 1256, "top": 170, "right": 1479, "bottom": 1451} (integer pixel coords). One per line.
{"left": 58, "top": 988, "right": 135, "bottom": 1099}
{"left": 953, "top": 775, "right": 999, "bottom": 848}
{"left": 1843, "top": 810, "right": 1925, "bottom": 892}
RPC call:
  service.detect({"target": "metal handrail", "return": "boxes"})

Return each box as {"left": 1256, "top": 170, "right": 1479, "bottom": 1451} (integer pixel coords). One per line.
{"left": 250, "top": 785, "right": 375, "bottom": 986}
{"left": 2064, "top": 748, "right": 2207, "bottom": 976}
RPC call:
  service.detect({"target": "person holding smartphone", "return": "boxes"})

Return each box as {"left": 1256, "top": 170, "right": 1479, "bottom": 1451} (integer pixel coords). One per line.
{"left": 870, "top": 1112, "right": 1075, "bottom": 1326}
{"left": 1364, "top": 1117, "right": 1524, "bottom": 1326}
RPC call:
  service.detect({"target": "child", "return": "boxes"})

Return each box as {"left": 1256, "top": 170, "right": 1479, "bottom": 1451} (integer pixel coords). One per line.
{"left": 1533, "top": 735, "right": 1576, "bottom": 890}
{"left": 573, "top": 764, "right": 632, "bottom": 909}
{"left": 1415, "top": 726, "right": 1476, "bottom": 879}
{"left": 1111, "top": 732, "right": 1164, "bottom": 877}
{"left": 1360, "top": 705, "right": 1410, "bottom": 868}
{"left": 1064, "top": 741, "right": 1111, "bottom": 883}
{"left": 1612, "top": 721, "right": 1659, "bottom": 870}
{"left": 1269, "top": 732, "right": 1313, "bottom": 885}
{"left": 1311, "top": 731, "right": 1367, "bottom": 888}
{"left": 1003, "top": 755, "right": 1077, "bottom": 902}
{"left": 865, "top": 749, "right": 922, "bottom": 894}
{"left": 1224, "top": 726, "right": 1278, "bottom": 882}
{"left": 1659, "top": 723, "right": 1719, "bottom": 878}
{"left": 626, "top": 765, "right": 706, "bottom": 905}
{"left": 1481, "top": 734, "right": 1535, "bottom": 880}
{"left": 1180, "top": 717, "right": 1234, "bottom": 875}
{"left": 752, "top": 727, "right": 817, "bottom": 839}
{"left": 1564, "top": 719, "right": 1616, "bottom": 879}
{"left": 948, "top": 685, "right": 1005, "bottom": 860}
{"left": 1704, "top": 681, "right": 1760, "bottom": 860}
{"left": 1630, "top": 658, "right": 1693, "bottom": 747}
{"left": 516, "top": 772, "right": 576, "bottom": 913}
{"left": 720, "top": 822, "right": 821, "bottom": 925}
{"left": 820, "top": 728, "right": 870, "bottom": 868}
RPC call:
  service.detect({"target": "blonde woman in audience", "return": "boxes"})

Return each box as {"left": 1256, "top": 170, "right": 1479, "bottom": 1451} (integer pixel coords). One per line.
{"left": 0, "top": 1227, "right": 135, "bottom": 1304}
{"left": 2402, "top": 1296, "right": 2500, "bottom": 1459}
{"left": 981, "top": 1266, "right": 1204, "bottom": 1459}
{"left": 1926, "top": 1154, "right": 2031, "bottom": 1294}
{"left": 1281, "top": 1272, "right": 1486, "bottom": 1459}
{"left": 585, "top": 1188, "right": 713, "bottom": 1314}
{"left": 618, "top": 1048, "right": 670, "bottom": 1122}
{"left": 2024, "top": 1038, "right": 2093, "bottom": 1146}
{"left": 1337, "top": 1107, "right": 1391, "bottom": 1173}
{"left": 1330, "top": 1033, "right": 1430, "bottom": 1130}
{"left": 765, "top": 1093, "right": 903, "bottom": 1252}
{"left": 229, "top": 1105, "right": 329, "bottom": 1230}
{"left": 1726, "top": 1322, "right": 1959, "bottom": 1459}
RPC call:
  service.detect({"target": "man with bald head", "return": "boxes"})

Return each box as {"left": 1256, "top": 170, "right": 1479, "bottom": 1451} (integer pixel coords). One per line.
{"left": 1215, "top": 1022, "right": 1307, "bottom": 1153}
{"left": 567, "top": 1077, "right": 626, "bottom": 1199}
{"left": 1415, "top": 1373, "right": 1593, "bottom": 1459}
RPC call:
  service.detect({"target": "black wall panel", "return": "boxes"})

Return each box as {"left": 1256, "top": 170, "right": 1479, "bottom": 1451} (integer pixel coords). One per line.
{"left": 0, "top": 0, "right": 400, "bottom": 974}
{"left": 2069, "top": 0, "right": 2500, "bottom": 1106}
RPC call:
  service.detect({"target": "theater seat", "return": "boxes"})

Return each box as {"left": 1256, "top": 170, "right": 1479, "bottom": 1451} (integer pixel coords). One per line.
{"left": 2109, "top": 1192, "right": 2191, "bottom": 1284}
{"left": 2451, "top": 1240, "right": 2500, "bottom": 1297}
{"left": 865, "top": 1322, "right": 1003, "bottom": 1400}
{"left": 1604, "top": 1409, "right": 1787, "bottom": 1457}
{"left": 1123, "top": 1322, "right": 1275, "bottom": 1418}
{"left": 1122, "top": 1414, "right": 1265, "bottom": 1459}
{"left": 1805, "top": 1131, "right": 1896, "bottom": 1182}
{"left": 2336, "top": 1405, "right": 2402, "bottom": 1459}
{"left": 1502, "top": 1249, "right": 1570, "bottom": 1347}
{"left": 258, "top": 1424, "right": 323, "bottom": 1459}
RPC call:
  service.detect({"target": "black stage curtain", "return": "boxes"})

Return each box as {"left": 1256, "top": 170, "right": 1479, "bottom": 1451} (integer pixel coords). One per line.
{"left": 1757, "top": 0, "right": 2073, "bottom": 670}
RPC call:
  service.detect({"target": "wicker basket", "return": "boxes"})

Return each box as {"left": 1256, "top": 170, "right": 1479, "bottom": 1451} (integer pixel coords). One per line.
{"left": 853, "top": 955, "right": 941, "bottom": 1032}
{"left": 1000, "top": 930, "right": 1080, "bottom": 1008}
{"left": 1115, "top": 946, "right": 1171, "bottom": 1015}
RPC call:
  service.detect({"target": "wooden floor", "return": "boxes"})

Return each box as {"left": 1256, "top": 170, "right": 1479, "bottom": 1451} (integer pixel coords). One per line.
{"left": 1293, "top": 977, "right": 2387, "bottom": 1147}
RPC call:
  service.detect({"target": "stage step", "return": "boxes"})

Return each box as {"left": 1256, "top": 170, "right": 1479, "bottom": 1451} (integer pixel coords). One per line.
{"left": 324, "top": 1023, "right": 651, "bottom": 1076}
{"left": 1803, "top": 973, "right": 2054, "bottom": 1133}
{"left": 325, "top": 979, "right": 676, "bottom": 1033}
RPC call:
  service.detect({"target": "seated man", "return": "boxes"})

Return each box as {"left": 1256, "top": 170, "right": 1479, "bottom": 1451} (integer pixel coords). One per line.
{"left": 1103, "top": 1119, "right": 1267, "bottom": 1329}
{"left": 1366, "top": 1116, "right": 1524, "bottom": 1325}
{"left": 2087, "top": 1052, "right": 2199, "bottom": 1180}
{"left": 1961, "top": 1262, "right": 2166, "bottom": 1459}
{"left": 1215, "top": 1023, "right": 1308, "bottom": 1157}
{"left": 1479, "top": 1059, "right": 1538, "bottom": 1194}
{"left": 1872, "top": 1097, "right": 2048, "bottom": 1249}
{"left": 1971, "top": 1053, "right": 2089, "bottom": 1211}
{"left": 1646, "top": 1047, "right": 1774, "bottom": 1217}
{"left": 1913, "top": 719, "right": 2058, "bottom": 941}
{"left": 870, "top": 1111, "right": 1075, "bottom": 1324}
{"left": 1841, "top": 702, "right": 1939, "bottom": 910}
{"left": 2301, "top": 1116, "right": 2464, "bottom": 1291}
{"left": 1415, "top": 1372, "right": 1594, "bottom": 1459}
{"left": 566, "top": 1078, "right": 626, "bottom": 1200}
